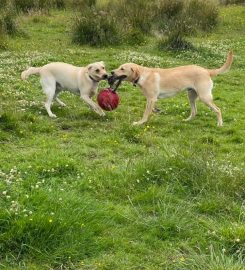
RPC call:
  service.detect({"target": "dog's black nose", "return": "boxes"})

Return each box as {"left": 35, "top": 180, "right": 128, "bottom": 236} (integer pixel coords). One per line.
{"left": 111, "top": 71, "right": 115, "bottom": 75}
{"left": 103, "top": 74, "right": 108, "bottom": 79}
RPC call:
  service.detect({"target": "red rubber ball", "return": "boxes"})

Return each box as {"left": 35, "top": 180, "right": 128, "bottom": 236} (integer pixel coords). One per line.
{"left": 97, "top": 88, "right": 119, "bottom": 111}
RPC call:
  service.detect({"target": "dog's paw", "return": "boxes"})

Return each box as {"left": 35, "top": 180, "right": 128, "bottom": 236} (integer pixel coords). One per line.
{"left": 183, "top": 114, "right": 196, "bottom": 122}
{"left": 49, "top": 113, "right": 57, "bottom": 118}
{"left": 133, "top": 121, "right": 144, "bottom": 126}
{"left": 98, "top": 110, "right": 106, "bottom": 117}
{"left": 59, "top": 102, "right": 66, "bottom": 107}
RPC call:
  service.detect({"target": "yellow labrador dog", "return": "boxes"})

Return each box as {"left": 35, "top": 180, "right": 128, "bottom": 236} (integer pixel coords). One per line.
{"left": 111, "top": 51, "right": 233, "bottom": 126}
{"left": 21, "top": 61, "right": 108, "bottom": 118}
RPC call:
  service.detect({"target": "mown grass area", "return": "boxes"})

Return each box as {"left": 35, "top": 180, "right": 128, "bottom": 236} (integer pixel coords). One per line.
{"left": 0, "top": 5, "right": 245, "bottom": 270}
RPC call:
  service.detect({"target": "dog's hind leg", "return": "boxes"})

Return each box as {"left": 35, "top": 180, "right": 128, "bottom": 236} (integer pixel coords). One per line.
{"left": 200, "top": 95, "right": 223, "bottom": 126}
{"left": 41, "top": 76, "right": 57, "bottom": 118}
{"left": 197, "top": 79, "right": 223, "bottom": 126}
{"left": 45, "top": 89, "right": 57, "bottom": 118}
{"left": 55, "top": 97, "right": 66, "bottom": 107}
{"left": 185, "top": 88, "right": 198, "bottom": 121}
{"left": 54, "top": 84, "right": 66, "bottom": 107}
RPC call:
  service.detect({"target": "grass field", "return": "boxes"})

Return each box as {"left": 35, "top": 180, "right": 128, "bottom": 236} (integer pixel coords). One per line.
{"left": 0, "top": 5, "right": 245, "bottom": 270}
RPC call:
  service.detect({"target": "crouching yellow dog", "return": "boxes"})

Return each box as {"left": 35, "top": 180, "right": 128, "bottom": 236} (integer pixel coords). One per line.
{"left": 111, "top": 51, "right": 233, "bottom": 126}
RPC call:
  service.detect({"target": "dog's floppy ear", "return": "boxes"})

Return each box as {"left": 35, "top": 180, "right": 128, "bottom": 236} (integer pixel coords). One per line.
{"left": 87, "top": 64, "right": 93, "bottom": 71}
{"left": 131, "top": 67, "right": 140, "bottom": 80}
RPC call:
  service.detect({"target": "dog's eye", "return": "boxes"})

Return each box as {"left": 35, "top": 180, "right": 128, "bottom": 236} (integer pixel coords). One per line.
{"left": 96, "top": 69, "right": 100, "bottom": 73}
{"left": 102, "top": 67, "right": 105, "bottom": 69}
{"left": 121, "top": 68, "right": 124, "bottom": 71}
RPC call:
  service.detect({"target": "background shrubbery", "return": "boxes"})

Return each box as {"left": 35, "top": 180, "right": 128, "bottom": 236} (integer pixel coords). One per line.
{"left": 72, "top": 0, "right": 219, "bottom": 49}
{"left": 13, "top": 0, "right": 65, "bottom": 12}
{"left": 72, "top": 0, "right": 149, "bottom": 46}
{"left": 156, "top": 0, "right": 219, "bottom": 49}
{"left": 0, "top": 1, "right": 18, "bottom": 35}
{"left": 0, "top": 1, "right": 18, "bottom": 49}
{"left": 0, "top": 0, "right": 65, "bottom": 50}
{"left": 72, "top": 6, "right": 120, "bottom": 46}
{"left": 220, "top": 0, "right": 245, "bottom": 4}
{"left": 0, "top": 22, "right": 7, "bottom": 50}
{"left": 0, "top": 0, "right": 243, "bottom": 51}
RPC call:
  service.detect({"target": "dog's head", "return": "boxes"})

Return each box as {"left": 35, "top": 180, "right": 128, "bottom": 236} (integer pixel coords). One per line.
{"left": 111, "top": 63, "right": 140, "bottom": 83}
{"left": 87, "top": 61, "right": 108, "bottom": 82}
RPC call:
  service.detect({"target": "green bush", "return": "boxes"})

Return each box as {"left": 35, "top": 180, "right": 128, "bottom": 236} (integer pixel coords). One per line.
{"left": 73, "top": 0, "right": 96, "bottom": 8}
{"left": 72, "top": 7, "right": 120, "bottom": 46}
{"left": 124, "top": 28, "right": 145, "bottom": 45}
{"left": 54, "top": 0, "right": 66, "bottom": 9}
{"left": 2, "top": 10, "right": 18, "bottom": 35}
{"left": 111, "top": 0, "right": 154, "bottom": 34}
{"left": 0, "top": 22, "right": 7, "bottom": 50}
{"left": 155, "top": 0, "right": 192, "bottom": 50}
{"left": 72, "top": 0, "right": 151, "bottom": 47}
{"left": 156, "top": 0, "right": 219, "bottom": 50}
{"left": 72, "top": 0, "right": 219, "bottom": 49}
{"left": 0, "top": 1, "right": 19, "bottom": 40}
{"left": 13, "top": 0, "right": 35, "bottom": 12}
{"left": 13, "top": 0, "right": 65, "bottom": 12}
{"left": 188, "top": 0, "right": 219, "bottom": 31}
{"left": 220, "top": 0, "right": 245, "bottom": 4}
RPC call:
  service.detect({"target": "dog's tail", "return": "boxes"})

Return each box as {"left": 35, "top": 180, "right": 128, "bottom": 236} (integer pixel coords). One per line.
{"left": 21, "top": 67, "right": 41, "bottom": 80}
{"left": 208, "top": 51, "right": 233, "bottom": 77}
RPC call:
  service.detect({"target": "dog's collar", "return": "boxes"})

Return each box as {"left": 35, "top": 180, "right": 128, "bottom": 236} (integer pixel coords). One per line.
{"left": 133, "top": 77, "right": 140, "bottom": 87}
{"left": 89, "top": 75, "right": 99, "bottom": 83}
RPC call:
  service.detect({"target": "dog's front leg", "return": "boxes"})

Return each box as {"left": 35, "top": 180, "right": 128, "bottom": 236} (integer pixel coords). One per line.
{"left": 133, "top": 98, "right": 156, "bottom": 126}
{"left": 80, "top": 95, "right": 105, "bottom": 116}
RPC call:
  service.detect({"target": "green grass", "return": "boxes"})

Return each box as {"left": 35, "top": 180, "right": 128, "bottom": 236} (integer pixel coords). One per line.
{"left": 0, "top": 5, "right": 245, "bottom": 270}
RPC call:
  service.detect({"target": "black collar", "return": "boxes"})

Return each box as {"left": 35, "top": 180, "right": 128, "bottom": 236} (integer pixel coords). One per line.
{"left": 89, "top": 75, "right": 99, "bottom": 83}
{"left": 133, "top": 77, "right": 140, "bottom": 87}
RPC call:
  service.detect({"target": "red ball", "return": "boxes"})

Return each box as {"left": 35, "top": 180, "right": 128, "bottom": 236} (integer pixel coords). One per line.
{"left": 97, "top": 88, "right": 119, "bottom": 111}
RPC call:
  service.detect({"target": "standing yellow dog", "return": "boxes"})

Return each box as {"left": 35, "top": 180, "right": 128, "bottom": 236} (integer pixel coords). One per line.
{"left": 111, "top": 51, "right": 233, "bottom": 126}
